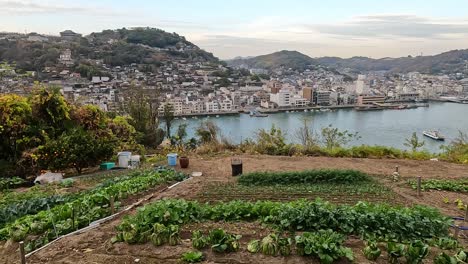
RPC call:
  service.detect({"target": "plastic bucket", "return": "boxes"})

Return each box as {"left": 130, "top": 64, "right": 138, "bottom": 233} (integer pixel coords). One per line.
{"left": 117, "top": 151, "right": 132, "bottom": 168}
{"left": 167, "top": 153, "right": 178, "bottom": 166}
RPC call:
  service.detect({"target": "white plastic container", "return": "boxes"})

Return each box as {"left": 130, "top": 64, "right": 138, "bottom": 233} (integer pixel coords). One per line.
{"left": 130, "top": 155, "right": 141, "bottom": 168}
{"left": 117, "top": 151, "right": 132, "bottom": 168}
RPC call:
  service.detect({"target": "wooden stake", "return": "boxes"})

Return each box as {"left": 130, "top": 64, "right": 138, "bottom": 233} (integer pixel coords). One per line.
{"left": 455, "top": 225, "right": 460, "bottom": 239}
{"left": 395, "top": 165, "right": 399, "bottom": 173}
{"left": 465, "top": 206, "right": 468, "bottom": 223}
{"left": 19, "top": 241, "right": 26, "bottom": 264}
{"left": 71, "top": 206, "right": 75, "bottom": 230}
{"left": 110, "top": 196, "right": 115, "bottom": 214}
{"left": 417, "top": 176, "right": 422, "bottom": 197}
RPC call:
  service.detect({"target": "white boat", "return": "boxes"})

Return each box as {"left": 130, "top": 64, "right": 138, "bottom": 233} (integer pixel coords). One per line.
{"left": 182, "top": 117, "right": 187, "bottom": 120}
{"left": 423, "top": 130, "right": 445, "bottom": 141}
{"left": 216, "top": 115, "right": 220, "bottom": 118}
{"left": 304, "top": 109, "right": 308, "bottom": 112}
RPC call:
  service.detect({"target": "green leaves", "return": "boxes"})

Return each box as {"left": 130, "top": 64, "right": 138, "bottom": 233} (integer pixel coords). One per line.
{"left": 208, "top": 229, "right": 241, "bottom": 253}
{"left": 362, "top": 240, "right": 381, "bottom": 261}
{"left": 191, "top": 230, "right": 209, "bottom": 249}
{"left": 387, "top": 242, "right": 406, "bottom": 264}
{"left": 295, "top": 229, "right": 353, "bottom": 264}
{"left": 181, "top": 251, "right": 204, "bottom": 263}
{"left": 405, "top": 240, "right": 429, "bottom": 264}
{"left": 247, "top": 239, "right": 260, "bottom": 253}
{"left": 238, "top": 169, "right": 371, "bottom": 186}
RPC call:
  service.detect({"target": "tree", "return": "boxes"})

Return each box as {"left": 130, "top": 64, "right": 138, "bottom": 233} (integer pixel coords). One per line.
{"left": 124, "top": 85, "right": 164, "bottom": 148}
{"left": 196, "top": 121, "right": 219, "bottom": 144}
{"left": 37, "top": 128, "right": 116, "bottom": 174}
{"left": 0, "top": 94, "right": 32, "bottom": 162}
{"left": 320, "top": 125, "right": 360, "bottom": 150}
{"left": 161, "top": 103, "right": 175, "bottom": 138}
{"left": 404, "top": 132, "right": 425, "bottom": 152}
{"left": 294, "top": 118, "right": 319, "bottom": 148}
{"left": 29, "top": 85, "right": 71, "bottom": 137}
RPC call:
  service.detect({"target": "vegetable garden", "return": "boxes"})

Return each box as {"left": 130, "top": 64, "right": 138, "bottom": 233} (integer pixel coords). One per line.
{"left": 6, "top": 160, "right": 468, "bottom": 264}
{"left": 0, "top": 168, "right": 187, "bottom": 253}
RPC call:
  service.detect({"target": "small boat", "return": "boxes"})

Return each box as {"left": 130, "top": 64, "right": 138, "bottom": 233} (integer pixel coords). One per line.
{"left": 216, "top": 115, "right": 220, "bottom": 118}
{"left": 423, "top": 130, "right": 445, "bottom": 141}
{"left": 285, "top": 110, "right": 290, "bottom": 113}
{"left": 304, "top": 109, "right": 308, "bottom": 112}
{"left": 182, "top": 117, "right": 187, "bottom": 120}
{"left": 254, "top": 113, "right": 268, "bottom": 117}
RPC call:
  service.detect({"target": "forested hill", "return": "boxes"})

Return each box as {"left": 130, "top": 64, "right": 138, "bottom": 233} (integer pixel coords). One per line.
{"left": 0, "top": 27, "right": 219, "bottom": 71}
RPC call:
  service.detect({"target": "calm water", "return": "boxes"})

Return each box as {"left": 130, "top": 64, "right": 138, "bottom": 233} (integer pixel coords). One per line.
{"left": 173, "top": 102, "right": 468, "bottom": 153}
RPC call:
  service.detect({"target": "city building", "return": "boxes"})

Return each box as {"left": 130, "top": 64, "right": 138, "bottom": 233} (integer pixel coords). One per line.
{"left": 313, "top": 90, "right": 331, "bottom": 106}
{"left": 357, "top": 95, "right": 386, "bottom": 105}
{"left": 302, "top": 86, "right": 313, "bottom": 101}
{"left": 60, "top": 30, "right": 82, "bottom": 41}
{"left": 269, "top": 89, "right": 291, "bottom": 107}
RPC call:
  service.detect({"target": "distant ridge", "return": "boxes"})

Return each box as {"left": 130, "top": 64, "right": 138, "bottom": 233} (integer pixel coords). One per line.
{"left": 228, "top": 49, "right": 468, "bottom": 74}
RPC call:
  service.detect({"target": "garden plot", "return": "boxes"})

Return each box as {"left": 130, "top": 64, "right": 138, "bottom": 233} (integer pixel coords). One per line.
{"left": 17, "top": 155, "right": 468, "bottom": 264}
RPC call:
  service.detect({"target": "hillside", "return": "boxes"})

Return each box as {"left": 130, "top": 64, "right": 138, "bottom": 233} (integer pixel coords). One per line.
{"left": 0, "top": 27, "right": 219, "bottom": 71}
{"left": 228, "top": 49, "right": 468, "bottom": 74}
{"left": 227, "top": 50, "right": 318, "bottom": 70}
{"left": 317, "top": 49, "right": 468, "bottom": 74}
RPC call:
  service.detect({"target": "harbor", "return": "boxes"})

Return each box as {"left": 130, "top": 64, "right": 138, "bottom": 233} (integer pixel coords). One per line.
{"left": 173, "top": 102, "right": 468, "bottom": 153}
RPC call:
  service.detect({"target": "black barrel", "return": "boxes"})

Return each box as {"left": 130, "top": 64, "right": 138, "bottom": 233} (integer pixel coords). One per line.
{"left": 231, "top": 158, "right": 243, "bottom": 176}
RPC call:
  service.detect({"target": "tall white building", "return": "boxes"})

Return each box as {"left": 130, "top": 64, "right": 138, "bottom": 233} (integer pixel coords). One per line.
{"left": 355, "top": 74, "right": 368, "bottom": 95}
{"left": 269, "top": 89, "right": 291, "bottom": 107}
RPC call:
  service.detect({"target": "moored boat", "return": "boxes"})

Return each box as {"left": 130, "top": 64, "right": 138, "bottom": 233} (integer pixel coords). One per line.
{"left": 423, "top": 130, "right": 445, "bottom": 141}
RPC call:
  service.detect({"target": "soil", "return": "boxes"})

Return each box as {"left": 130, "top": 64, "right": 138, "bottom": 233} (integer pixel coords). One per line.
{"left": 2, "top": 155, "right": 467, "bottom": 264}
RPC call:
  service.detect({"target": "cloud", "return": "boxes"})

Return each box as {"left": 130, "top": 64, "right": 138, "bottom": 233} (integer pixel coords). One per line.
{"left": 0, "top": 0, "right": 122, "bottom": 16}
{"left": 310, "top": 14, "right": 468, "bottom": 39}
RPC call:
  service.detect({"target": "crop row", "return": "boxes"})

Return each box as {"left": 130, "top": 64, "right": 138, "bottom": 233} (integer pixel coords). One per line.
{"left": 202, "top": 182, "right": 393, "bottom": 196}
{"left": 408, "top": 178, "right": 468, "bottom": 193}
{"left": 0, "top": 171, "right": 161, "bottom": 228}
{"left": 116, "top": 198, "right": 451, "bottom": 243}
{"left": 238, "top": 169, "right": 371, "bottom": 186}
{"left": 0, "top": 168, "right": 187, "bottom": 252}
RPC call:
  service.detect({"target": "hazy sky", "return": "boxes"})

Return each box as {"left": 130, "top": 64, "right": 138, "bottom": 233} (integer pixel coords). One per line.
{"left": 1, "top": 0, "right": 468, "bottom": 59}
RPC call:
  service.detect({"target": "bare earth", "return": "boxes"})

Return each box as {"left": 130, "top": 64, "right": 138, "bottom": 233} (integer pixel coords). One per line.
{"left": 2, "top": 155, "right": 467, "bottom": 264}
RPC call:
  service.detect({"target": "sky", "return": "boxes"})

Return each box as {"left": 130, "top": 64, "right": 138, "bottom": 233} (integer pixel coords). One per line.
{"left": 1, "top": 0, "right": 468, "bottom": 60}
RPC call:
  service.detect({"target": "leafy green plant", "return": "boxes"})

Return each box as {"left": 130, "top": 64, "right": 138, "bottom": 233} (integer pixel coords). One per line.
{"left": 434, "top": 252, "right": 457, "bottom": 264}
{"left": 0, "top": 177, "right": 25, "bottom": 191}
{"left": 208, "top": 228, "right": 241, "bottom": 253}
{"left": 181, "top": 251, "right": 204, "bottom": 263}
{"left": 192, "top": 230, "right": 209, "bottom": 249}
{"left": 60, "top": 179, "right": 74, "bottom": 188}
{"left": 295, "top": 229, "right": 353, "bottom": 264}
{"left": 387, "top": 242, "right": 406, "bottom": 264}
{"left": 168, "top": 224, "right": 181, "bottom": 246}
{"left": 260, "top": 234, "right": 279, "bottom": 256}
{"left": 150, "top": 223, "right": 169, "bottom": 246}
{"left": 362, "top": 240, "right": 381, "bottom": 261}
{"left": 405, "top": 240, "right": 429, "bottom": 264}
{"left": 455, "top": 250, "right": 468, "bottom": 262}
{"left": 436, "top": 237, "right": 459, "bottom": 250}
{"left": 247, "top": 239, "right": 260, "bottom": 253}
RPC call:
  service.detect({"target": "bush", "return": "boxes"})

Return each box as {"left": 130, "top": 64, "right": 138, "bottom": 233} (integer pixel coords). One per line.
{"left": 238, "top": 169, "right": 371, "bottom": 186}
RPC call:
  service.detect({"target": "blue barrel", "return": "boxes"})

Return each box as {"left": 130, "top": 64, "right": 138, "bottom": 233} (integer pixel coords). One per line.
{"left": 167, "top": 153, "right": 178, "bottom": 166}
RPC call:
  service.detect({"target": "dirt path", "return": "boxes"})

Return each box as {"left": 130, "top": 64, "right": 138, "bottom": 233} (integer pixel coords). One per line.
{"left": 14, "top": 155, "right": 468, "bottom": 264}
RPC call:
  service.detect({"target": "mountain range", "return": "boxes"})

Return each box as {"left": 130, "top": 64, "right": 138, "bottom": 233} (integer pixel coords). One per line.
{"left": 227, "top": 49, "right": 468, "bottom": 74}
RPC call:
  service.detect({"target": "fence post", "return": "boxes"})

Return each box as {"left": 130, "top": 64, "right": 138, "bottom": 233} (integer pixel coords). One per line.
{"left": 455, "top": 225, "right": 460, "bottom": 239}
{"left": 395, "top": 165, "right": 399, "bottom": 173}
{"left": 19, "top": 241, "right": 26, "bottom": 264}
{"left": 417, "top": 176, "right": 422, "bottom": 197}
